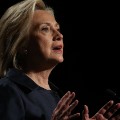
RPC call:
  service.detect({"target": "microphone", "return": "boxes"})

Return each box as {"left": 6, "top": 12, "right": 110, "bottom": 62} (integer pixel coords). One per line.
{"left": 105, "top": 89, "right": 120, "bottom": 102}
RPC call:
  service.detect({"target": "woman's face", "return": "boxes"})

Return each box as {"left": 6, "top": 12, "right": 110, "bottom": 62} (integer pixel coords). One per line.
{"left": 28, "top": 10, "right": 64, "bottom": 65}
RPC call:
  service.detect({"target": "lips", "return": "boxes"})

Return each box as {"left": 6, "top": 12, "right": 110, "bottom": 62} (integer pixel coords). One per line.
{"left": 52, "top": 45, "right": 62, "bottom": 50}
{"left": 52, "top": 45, "right": 63, "bottom": 53}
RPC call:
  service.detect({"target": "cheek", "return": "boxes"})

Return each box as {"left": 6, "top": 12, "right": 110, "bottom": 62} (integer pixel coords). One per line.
{"left": 30, "top": 32, "right": 52, "bottom": 54}
{"left": 37, "top": 40, "right": 52, "bottom": 54}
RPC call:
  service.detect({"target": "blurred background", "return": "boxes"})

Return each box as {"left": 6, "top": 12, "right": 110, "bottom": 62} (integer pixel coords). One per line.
{"left": 0, "top": 0, "right": 120, "bottom": 117}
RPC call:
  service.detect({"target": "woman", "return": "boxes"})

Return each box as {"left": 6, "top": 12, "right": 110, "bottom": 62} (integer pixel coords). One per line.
{"left": 0, "top": 0, "right": 120, "bottom": 120}
{"left": 0, "top": 0, "right": 80, "bottom": 119}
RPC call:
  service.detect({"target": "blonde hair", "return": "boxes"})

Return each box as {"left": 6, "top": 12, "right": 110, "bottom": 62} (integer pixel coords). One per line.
{"left": 0, "top": 0, "right": 54, "bottom": 77}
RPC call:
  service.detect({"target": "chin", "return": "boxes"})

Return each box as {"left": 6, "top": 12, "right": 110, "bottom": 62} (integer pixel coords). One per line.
{"left": 53, "top": 57, "right": 64, "bottom": 64}
{"left": 57, "top": 57, "right": 64, "bottom": 63}
{"left": 59, "top": 58, "right": 64, "bottom": 63}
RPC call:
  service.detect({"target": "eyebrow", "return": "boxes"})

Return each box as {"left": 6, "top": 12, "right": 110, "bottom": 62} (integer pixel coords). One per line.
{"left": 39, "top": 22, "right": 60, "bottom": 28}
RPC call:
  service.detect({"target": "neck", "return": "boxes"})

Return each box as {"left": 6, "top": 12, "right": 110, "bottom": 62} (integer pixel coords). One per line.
{"left": 25, "top": 69, "right": 52, "bottom": 90}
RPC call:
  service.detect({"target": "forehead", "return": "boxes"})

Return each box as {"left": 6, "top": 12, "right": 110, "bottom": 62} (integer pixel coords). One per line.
{"left": 32, "top": 10, "right": 57, "bottom": 25}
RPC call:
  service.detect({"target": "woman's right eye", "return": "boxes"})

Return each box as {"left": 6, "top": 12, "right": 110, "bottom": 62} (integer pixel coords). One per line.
{"left": 41, "top": 27, "right": 49, "bottom": 32}
{"left": 40, "top": 25, "right": 51, "bottom": 33}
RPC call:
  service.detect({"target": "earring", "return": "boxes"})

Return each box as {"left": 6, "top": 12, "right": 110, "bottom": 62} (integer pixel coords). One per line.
{"left": 24, "top": 49, "right": 28, "bottom": 55}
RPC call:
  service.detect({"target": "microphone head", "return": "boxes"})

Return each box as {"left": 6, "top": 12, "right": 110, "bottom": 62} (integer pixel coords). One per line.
{"left": 105, "top": 89, "right": 117, "bottom": 97}
{"left": 104, "top": 89, "right": 120, "bottom": 102}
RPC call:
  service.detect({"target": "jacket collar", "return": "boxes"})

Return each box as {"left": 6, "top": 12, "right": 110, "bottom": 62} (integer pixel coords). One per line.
{"left": 6, "top": 68, "right": 39, "bottom": 90}
{"left": 5, "top": 68, "right": 62, "bottom": 96}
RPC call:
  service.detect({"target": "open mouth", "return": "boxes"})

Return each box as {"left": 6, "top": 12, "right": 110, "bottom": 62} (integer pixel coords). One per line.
{"left": 52, "top": 45, "right": 63, "bottom": 53}
{"left": 52, "top": 45, "right": 62, "bottom": 50}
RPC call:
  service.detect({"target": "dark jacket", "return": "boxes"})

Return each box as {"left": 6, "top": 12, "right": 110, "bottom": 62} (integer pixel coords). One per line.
{"left": 0, "top": 68, "right": 61, "bottom": 120}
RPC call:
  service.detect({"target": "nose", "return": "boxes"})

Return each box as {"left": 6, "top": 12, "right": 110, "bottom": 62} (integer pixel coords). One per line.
{"left": 53, "top": 30, "right": 63, "bottom": 41}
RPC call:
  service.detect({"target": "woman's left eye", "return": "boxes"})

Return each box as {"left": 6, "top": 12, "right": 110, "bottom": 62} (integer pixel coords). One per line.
{"left": 41, "top": 27, "right": 49, "bottom": 32}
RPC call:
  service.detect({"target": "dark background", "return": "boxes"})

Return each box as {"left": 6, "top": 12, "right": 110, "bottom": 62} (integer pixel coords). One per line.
{"left": 1, "top": 0, "right": 120, "bottom": 117}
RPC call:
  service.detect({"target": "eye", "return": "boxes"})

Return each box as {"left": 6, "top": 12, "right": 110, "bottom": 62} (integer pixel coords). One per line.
{"left": 41, "top": 26, "right": 50, "bottom": 32}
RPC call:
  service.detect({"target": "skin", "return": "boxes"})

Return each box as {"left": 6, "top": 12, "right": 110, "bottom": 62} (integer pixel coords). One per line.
{"left": 23, "top": 10, "right": 120, "bottom": 120}
{"left": 51, "top": 91, "right": 80, "bottom": 120}
{"left": 25, "top": 9, "right": 80, "bottom": 119}
{"left": 25, "top": 10, "right": 64, "bottom": 89}
{"left": 82, "top": 100, "right": 120, "bottom": 120}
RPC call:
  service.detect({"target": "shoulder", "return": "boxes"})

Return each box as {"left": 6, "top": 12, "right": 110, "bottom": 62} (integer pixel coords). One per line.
{"left": 0, "top": 77, "right": 21, "bottom": 98}
{"left": 0, "top": 77, "right": 24, "bottom": 109}
{"left": 0, "top": 78, "right": 25, "bottom": 119}
{"left": 0, "top": 77, "right": 17, "bottom": 89}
